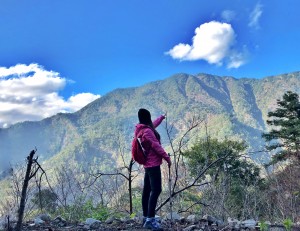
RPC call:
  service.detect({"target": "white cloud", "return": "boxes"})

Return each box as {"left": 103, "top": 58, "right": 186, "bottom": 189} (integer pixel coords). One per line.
{"left": 248, "top": 3, "right": 263, "bottom": 29}
{"left": 221, "top": 10, "right": 236, "bottom": 22}
{"left": 166, "top": 21, "right": 247, "bottom": 68}
{"left": 227, "top": 49, "right": 248, "bottom": 68}
{"left": 0, "top": 64, "right": 100, "bottom": 128}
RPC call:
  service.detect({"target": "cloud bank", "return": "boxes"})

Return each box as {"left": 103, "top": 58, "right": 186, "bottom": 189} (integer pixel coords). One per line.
{"left": 165, "top": 21, "right": 247, "bottom": 68}
{"left": 0, "top": 64, "right": 100, "bottom": 128}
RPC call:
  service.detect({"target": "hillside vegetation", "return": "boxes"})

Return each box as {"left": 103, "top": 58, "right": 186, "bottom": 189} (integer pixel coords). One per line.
{"left": 1, "top": 72, "right": 300, "bottom": 227}
{"left": 1, "top": 72, "right": 300, "bottom": 171}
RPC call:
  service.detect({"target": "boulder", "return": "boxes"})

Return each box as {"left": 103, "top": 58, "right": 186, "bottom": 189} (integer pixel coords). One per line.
{"left": 85, "top": 218, "right": 101, "bottom": 230}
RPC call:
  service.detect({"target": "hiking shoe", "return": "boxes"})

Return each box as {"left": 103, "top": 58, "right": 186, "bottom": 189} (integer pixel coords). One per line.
{"left": 142, "top": 216, "right": 147, "bottom": 227}
{"left": 143, "top": 218, "right": 163, "bottom": 231}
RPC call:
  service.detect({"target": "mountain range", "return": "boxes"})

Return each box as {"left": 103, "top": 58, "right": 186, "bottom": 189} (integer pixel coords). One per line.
{"left": 1, "top": 71, "right": 300, "bottom": 174}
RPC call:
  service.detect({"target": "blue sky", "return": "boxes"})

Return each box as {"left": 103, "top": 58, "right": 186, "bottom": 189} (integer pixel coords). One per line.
{"left": 0, "top": 0, "right": 299, "bottom": 128}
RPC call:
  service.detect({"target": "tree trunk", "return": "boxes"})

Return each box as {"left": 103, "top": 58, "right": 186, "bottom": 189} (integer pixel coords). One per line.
{"left": 15, "top": 150, "right": 36, "bottom": 231}
{"left": 128, "top": 159, "right": 134, "bottom": 215}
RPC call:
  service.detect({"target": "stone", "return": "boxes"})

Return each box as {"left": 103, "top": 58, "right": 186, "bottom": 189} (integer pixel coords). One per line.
{"left": 186, "top": 214, "right": 199, "bottom": 224}
{"left": 34, "top": 217, "right": 45, "bottom": 225}
{"left": 90, "top": 221, "right": 101, "bottom": 230}
{"left": 85, "top": 218, "right": 101, "bottom": 230}
{"left": 166, "top": 212, "right": 180, "bottom": 220}
{"left": 33, "top": 213, "right": 51, "bottom": 225}
{"left": 228, "top": 217, "right": 241, "bottom": 229}
{"left": 203, "top": 214, "right": 214, "bottom": 223}
{"left": 241, "top": 219, "right": 257, "bottom": 229}
{"left": 53, "top": 216, "right": 67, "bottom": 227}
{"left": 182, "top": 224, "right": 198, "bottom": 231}
{"left": 105, "top": 216, "right": 115, "bottom": 224}
{"left": 37, "top": 213, "right": 51, "bottom": 222}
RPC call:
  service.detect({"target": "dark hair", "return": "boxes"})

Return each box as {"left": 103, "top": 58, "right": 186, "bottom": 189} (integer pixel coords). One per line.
{"left": 138, "top": 108, "right": 161, "bottom": 141}
{"left": 138, "top": 108, "right": 152, "bottom": 125}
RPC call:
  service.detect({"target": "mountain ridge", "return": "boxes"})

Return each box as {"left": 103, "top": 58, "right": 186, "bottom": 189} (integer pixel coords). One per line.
{"left": 1, "top": 71, "right": 300, "bottom": 173}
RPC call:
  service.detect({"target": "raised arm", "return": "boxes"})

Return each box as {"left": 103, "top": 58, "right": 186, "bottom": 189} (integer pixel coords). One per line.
{"left": 152, "top": 115, "right": 166, "bottom": 128}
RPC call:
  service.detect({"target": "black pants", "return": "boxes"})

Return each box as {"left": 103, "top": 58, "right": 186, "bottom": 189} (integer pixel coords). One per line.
{"left": 142, "top": 165, "right": 162, "bottom": 218}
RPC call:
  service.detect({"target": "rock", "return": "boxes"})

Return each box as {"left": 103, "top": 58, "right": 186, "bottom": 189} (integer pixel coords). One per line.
{"left": 34, "top": 217, "right": 45, "bottom": 225}
{"left": 269, "top": 224, "right": 286, "bottom": 231}
{"left": 202, "top": 214, "right": 222, "bottom": 226}
{"left": 186, "top": 214, "right": 199, "bottom": 224}
{"left": 85, "top": 218, "right": 101, "bottom": 230}
{"left": 215, "top": 218, "right": 224, "bottom": 226}
{"left": 133, "top": 215, "right": 145, "bottom": 224}
{"left": 33, "top": 213, "right": 51, "bottom": 226}
{"left": 112, "top": 218, "right": 122, "bottom": 225}
{"left": 241, "top": 219, "right": 257, "bottom": 229}
{"left": 105, "top": 216, "right": 115, "bottom": 224}
{"left": 120, "top": 217, "right": 134, "bottom": 224}
{"left": 183, "top": 224, "right": 198, "bottom": 231}
{"left": 53, "top": 216, "right": 67, "bottom": 227}
{"left": 228, "top": 217, "right": 241, "bottom": 229}
{"left": 90, "top": 221, "right": 101, "bottom": 230}
{"left": 37, "top": 213, "right": 51, "bottom": 222}
{"left": 179, "top": 217, "right": 186, "bottom": 224}
{"left": 166, "top": 212, "right": 180, "bottom": 220}
{"left": 0, "top": 219, "right": 5, "bottom": 230}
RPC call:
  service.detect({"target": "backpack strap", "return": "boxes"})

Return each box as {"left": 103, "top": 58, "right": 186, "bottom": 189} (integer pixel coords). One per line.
{"left": 136, "top": 129, "right": 146, "bottom": 156}
{"left": 136, "top": 129, "right": 143, "bottom": 138}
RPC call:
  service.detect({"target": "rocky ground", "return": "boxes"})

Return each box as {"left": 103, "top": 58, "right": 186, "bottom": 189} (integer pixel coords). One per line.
{"left": 3, "top": 217, "right": 217, "bottom": 231}
{"left": 2, "top": 214, "right": 300, "bottom": 231}
{"left": 15, "top": 220, "right": 217, "bottom": 231}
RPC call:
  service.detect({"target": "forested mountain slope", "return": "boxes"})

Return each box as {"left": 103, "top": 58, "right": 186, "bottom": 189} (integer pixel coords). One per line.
{"left": 1, "top": 71, "right": 300, "bottom": 173}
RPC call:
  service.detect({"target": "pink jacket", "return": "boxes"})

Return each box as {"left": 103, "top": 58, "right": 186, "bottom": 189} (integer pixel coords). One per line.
{"left": 134, "top": 115, "right": 170, "bottom": 168}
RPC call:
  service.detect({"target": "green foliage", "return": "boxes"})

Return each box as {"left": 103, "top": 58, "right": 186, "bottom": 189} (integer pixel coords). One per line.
{"left": 130, "top": 212, "right": 136, "bottom": 219}
{"left": 258, "top": 221, "right": 269, "bottom": 231}
{"left": 177, "top": 189, "right": 203, "bottom": 215}
{"left": 184, "top": 138, "right": 261, "bottom": 183}
{"left": 131, "top": 195, "right": 142, "bottom": 213}
{"left": 262, "top": 91, "right": 300, "bottom": 164}
{"left": 184, "top": 137, "right": 263, "bottom": 219}
{"left": 55, "top": 199, "right": 110, "bottom": 222}
{"left": 82, "top": 200, "right": 110, "bottom": 221}
{"left": 283, "top": 218, "right": 293, "bottom": 231}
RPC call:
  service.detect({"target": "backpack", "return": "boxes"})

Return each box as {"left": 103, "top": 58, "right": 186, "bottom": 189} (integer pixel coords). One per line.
{"left": 131, "top": 129, "right": 147, "bottom": 165}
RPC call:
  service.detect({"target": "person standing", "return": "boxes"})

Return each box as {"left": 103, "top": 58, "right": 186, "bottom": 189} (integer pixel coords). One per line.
{"left": 133, "top": 108, "right": 171, "bottom": 231}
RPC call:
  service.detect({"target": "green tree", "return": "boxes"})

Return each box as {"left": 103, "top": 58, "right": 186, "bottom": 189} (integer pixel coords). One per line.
{"left": 185, "top": 138, "right": 260, "bottom": 183}
{"left": 262, "top": 91, "right": 300, "bottom": 164}
{"left": 184, "top": 138, "right": 263, "bottom": 219}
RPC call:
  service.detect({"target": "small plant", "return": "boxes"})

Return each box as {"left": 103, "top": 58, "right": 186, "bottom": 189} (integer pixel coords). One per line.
{"left": 258, "top": 221, "right": 269, "bottom": 231}
{"left": 130, "top": 212, "right": 136, "bottom": 219}
{"left": 283, "top": 218, "right": 293, "bottom": 231}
